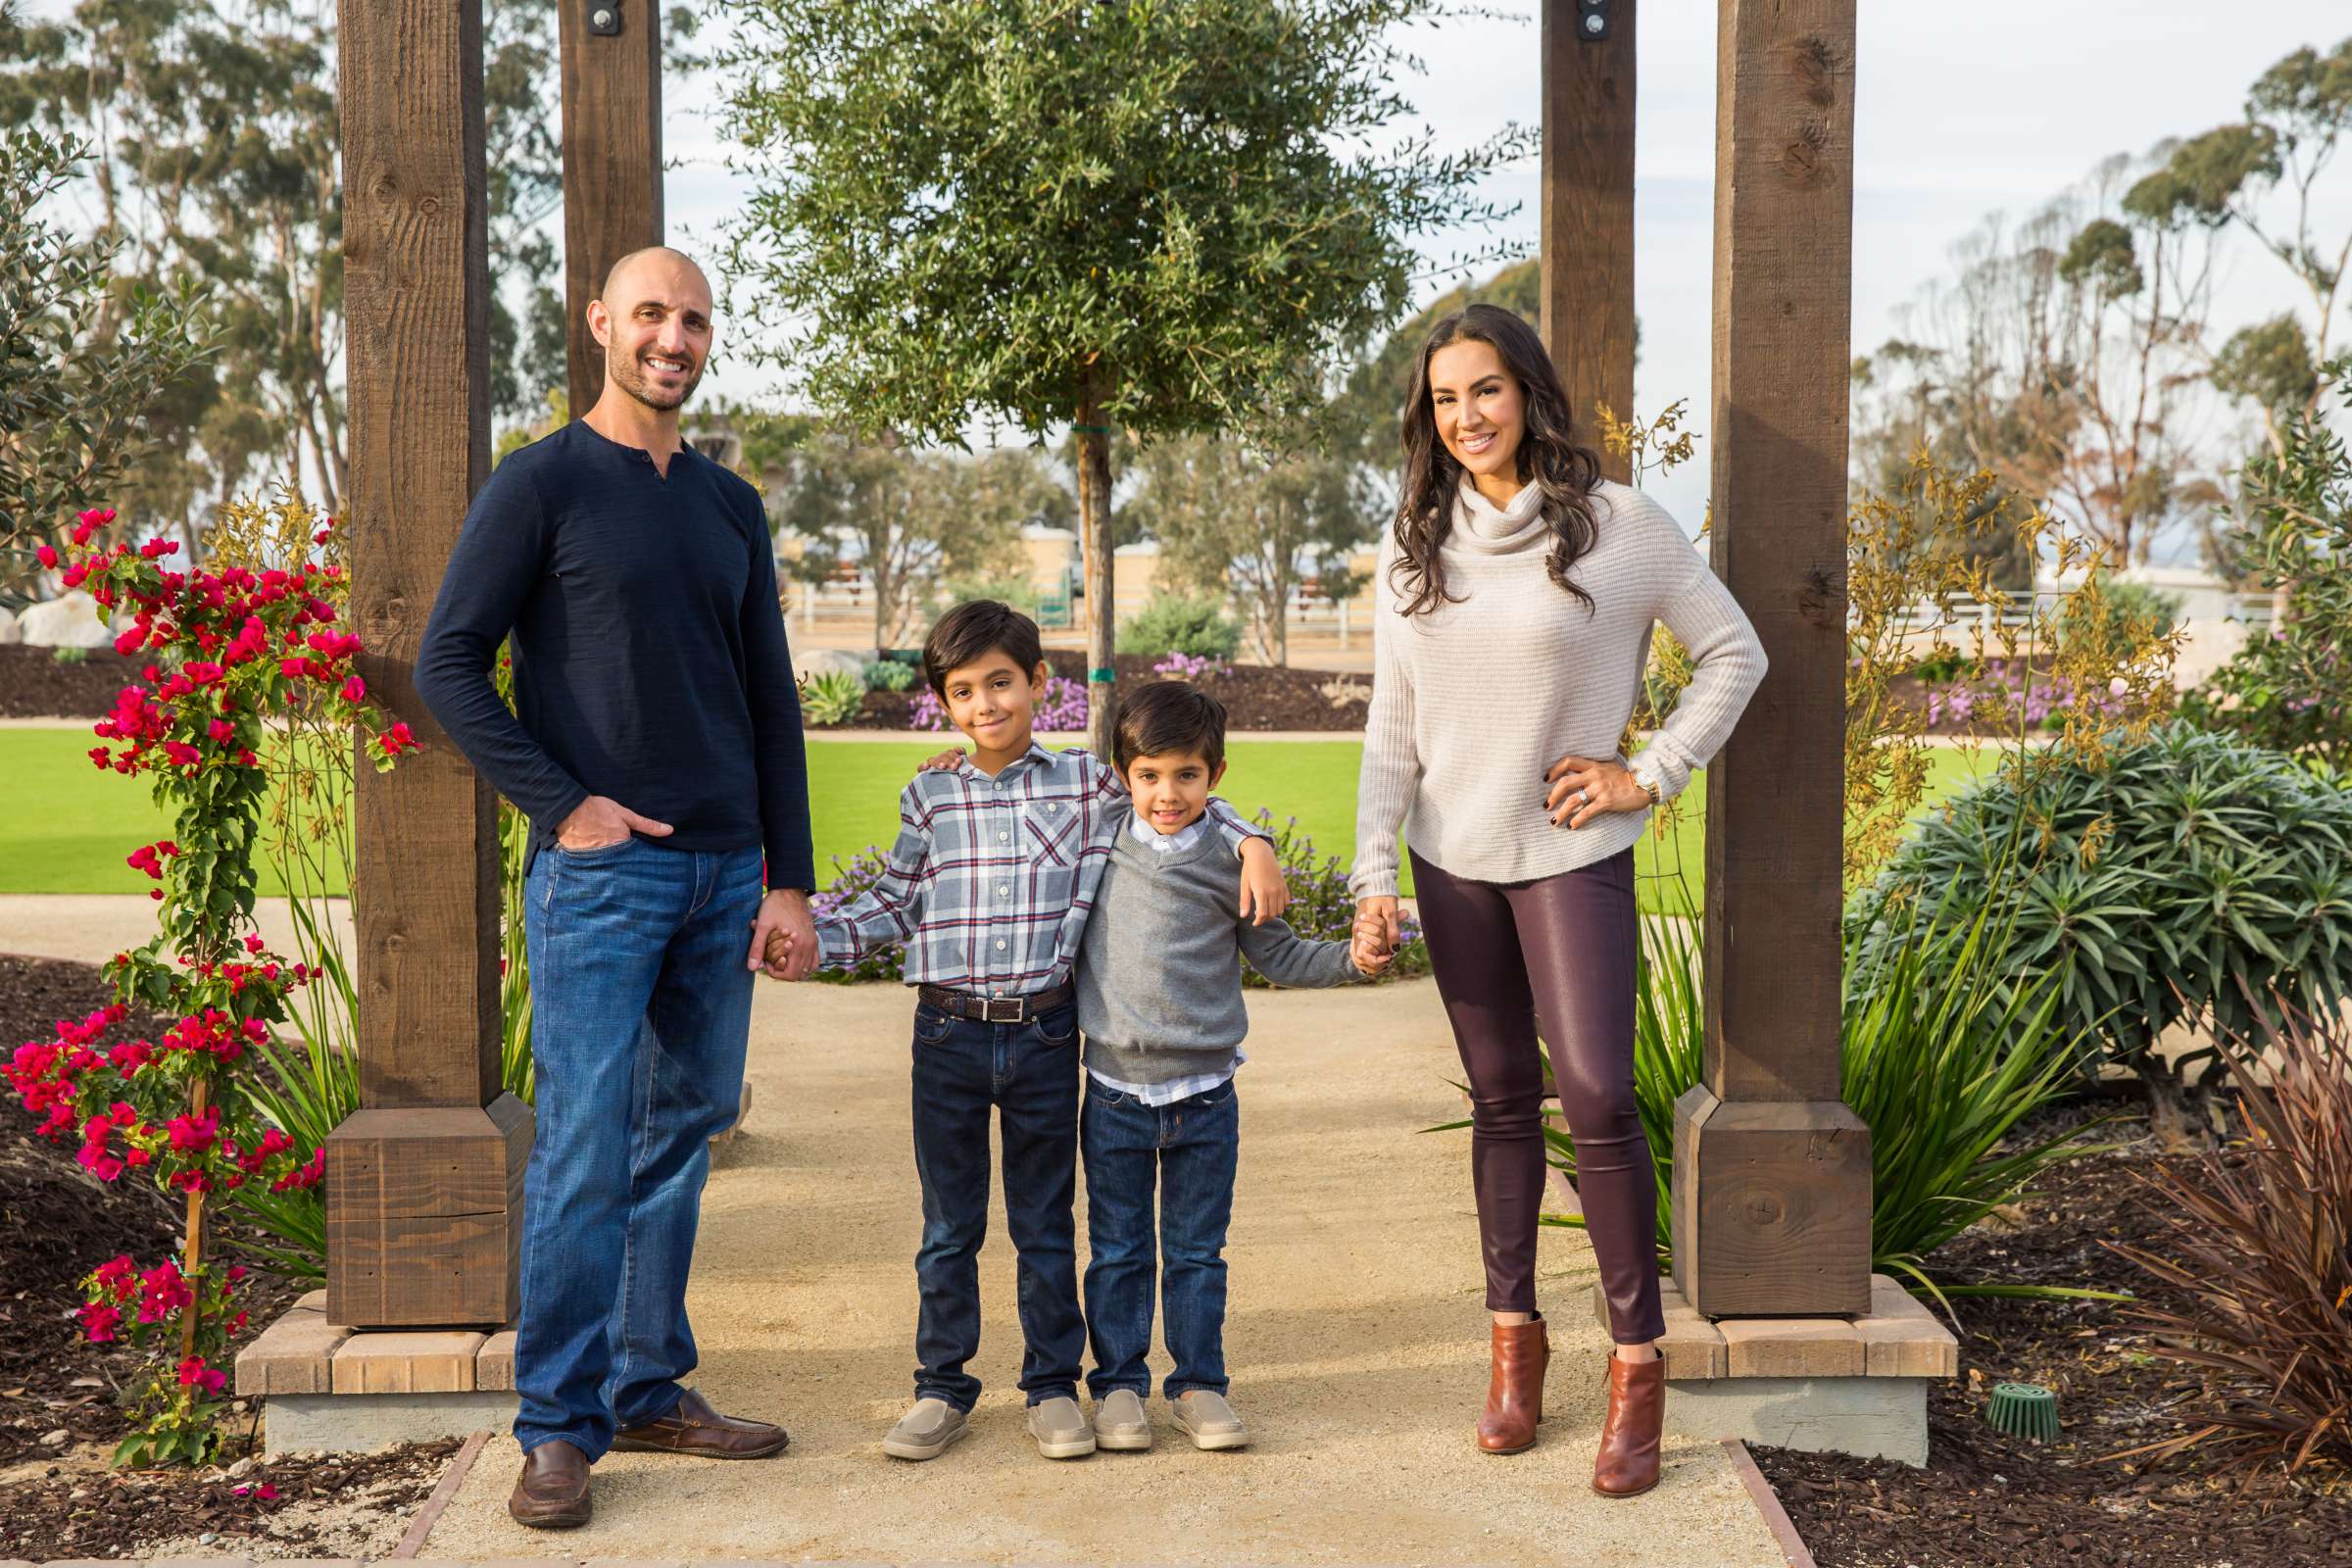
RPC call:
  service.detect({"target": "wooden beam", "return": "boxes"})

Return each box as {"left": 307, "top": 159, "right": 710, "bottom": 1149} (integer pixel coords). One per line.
{"left": 561, "top": 0, "right": 664, "bottom": 417}
{"left": 1541, "top": 0, "right": 1636, "bottom": 484}
{"left": 330, "top": 0, "right": 528, "bottom": 1330}
{"left": 1671, "top": 0, "right": 1871, "bottom": 1319}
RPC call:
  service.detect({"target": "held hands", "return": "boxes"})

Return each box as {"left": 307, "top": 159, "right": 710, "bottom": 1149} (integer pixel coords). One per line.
{"left": 1543, "top": 754, "right": 1649, "bottom": 829}
{"left": 748, "top": 888, "right": 818, "bottom": 981}
{"left": 558, "top": 794, "right": 673, "bottom": 851}
{"left": 1353, "top": 894, "right": 1401, "bottom": 974}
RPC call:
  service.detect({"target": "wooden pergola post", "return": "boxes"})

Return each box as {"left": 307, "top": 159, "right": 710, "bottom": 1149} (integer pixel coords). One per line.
{"left": 326, "top": 0, "right": 531, "bottom": 1329}
{"left": 561, "top": 0, "right": 664, "bottom": 419}
{"left": 1670, "top": 0, "right": 1872, "bottom": 1318}
{"left": 1541, "top": 0, "right": 1637, "bottom": 484}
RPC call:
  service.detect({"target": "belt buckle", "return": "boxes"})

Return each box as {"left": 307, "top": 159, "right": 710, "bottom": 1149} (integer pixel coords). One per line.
{"left": 982, "top": 996, "right": 1024, "bottom": 1025}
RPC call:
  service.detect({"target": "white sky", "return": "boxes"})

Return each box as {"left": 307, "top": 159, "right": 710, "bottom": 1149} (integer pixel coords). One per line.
{"left": 662, "top": 0, "right": 2352, "bottom": 546}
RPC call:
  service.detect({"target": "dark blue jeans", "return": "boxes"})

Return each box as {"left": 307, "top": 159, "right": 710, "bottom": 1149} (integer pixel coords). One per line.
{"left": 1081, "top": 1076, "right": 1241, "bottom": 1400}
{"left": 908, "top": 998, "right": 1085, "bottom": 1411}
{"left": 513, "top": 837, "right": 763, "bottom": 1460}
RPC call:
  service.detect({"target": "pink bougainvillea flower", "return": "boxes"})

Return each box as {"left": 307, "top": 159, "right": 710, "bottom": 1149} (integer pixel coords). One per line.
{"left": 36, "top": 544, "right": 59, "bottom": 568}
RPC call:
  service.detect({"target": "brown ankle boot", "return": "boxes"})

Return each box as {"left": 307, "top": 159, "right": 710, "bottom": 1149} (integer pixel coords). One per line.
{"left": 1592, "top": 1350, "right": 1666, "bottom": 1496}
{"left": 1476, "top": 1314, "right": 1549, "bottom": 1453}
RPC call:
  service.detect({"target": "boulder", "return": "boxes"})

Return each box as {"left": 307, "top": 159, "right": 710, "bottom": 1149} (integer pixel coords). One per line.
{"left": 793, "top": 647, "right": 870, "bottom": 685}
{"left": 18, "top": 591, "right": 111, "bottom": 649}
{"left": 0, "top": 605, "right": 19, "bottom": 645}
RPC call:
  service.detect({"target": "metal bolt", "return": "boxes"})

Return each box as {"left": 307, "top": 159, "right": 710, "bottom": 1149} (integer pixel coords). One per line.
{"left": 593, "top": 7, "right": 614, "bottom": 26}
{"left": 1585, "top": 12, "right": 1604, "bottom": 32}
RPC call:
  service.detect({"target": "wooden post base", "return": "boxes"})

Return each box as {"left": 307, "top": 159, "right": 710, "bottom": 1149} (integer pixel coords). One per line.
{"left": 1670, "top": 1085, "right": 1872, "bottom": 1318}
{"left": 325, "top": 1093, "right": 532, "bottom": 1329}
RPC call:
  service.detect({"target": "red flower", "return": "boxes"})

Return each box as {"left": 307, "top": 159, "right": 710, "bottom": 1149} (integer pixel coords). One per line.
{"left": 174, "top": 1355, "right": 226, "bottom": 1396}
{"left": 36, "top": 544, "right": 58, "bottom": 568}
{"left": 340, "top": 673, "right": 367, "bottom": 703}
{"left": 74, "top": 508, "right": 115, "bottom": 544}
{"left": 78, "top": 1302, "right": 122, "bottom": 1343}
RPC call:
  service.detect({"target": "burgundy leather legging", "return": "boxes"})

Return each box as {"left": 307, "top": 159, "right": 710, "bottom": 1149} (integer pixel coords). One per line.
{"left": 1410, "top": 845, "right": 1666, "bottom": 1345}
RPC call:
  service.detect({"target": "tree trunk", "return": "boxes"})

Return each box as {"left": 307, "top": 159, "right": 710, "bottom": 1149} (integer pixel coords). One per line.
{"left": 1076, "top": 375, "right": 1115, "bottom": 759}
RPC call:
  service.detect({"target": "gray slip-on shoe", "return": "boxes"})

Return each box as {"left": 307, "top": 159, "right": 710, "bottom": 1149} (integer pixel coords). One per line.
{"left": 882, "top": 1396, "right": 968, "bottom": 1460}
{"left": 1170, "top": 1390, "right": 1250, "bottom": 1450}
{"left": 1026, "top": 1395, "right": 1098, "bottom": 1459}
{"left": 1092, "top": 1389, "right": 1153, "bottom": 1451}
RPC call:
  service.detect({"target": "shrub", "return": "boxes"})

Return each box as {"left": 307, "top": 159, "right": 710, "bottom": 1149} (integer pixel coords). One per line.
{"left": 2108, "top": 995, "right": 2352, "bottom": 1484}
{"left": 934, "top": 573, "right": 1042, "bottom": 618}
{"left": 862, "top": 658, "right": 918, "bottom": 692}
{"left": 1850, "top": 722, "right": 2352, "bottom": 1144}
{"left": 2183, "top": 355, "right": 2352, "bottom": 773}
{"left": 2, "top": 499, "right": 409, "bottom": 1464}
{"left": 2058, "top": 578, "right": 2180, "bottom": 667}
{"left": 1152, "top": 650, "right": 1230, "bottom": 681}
{"left": 1121, "top": 593, "right": 1242, "bottom": 660}
{"left": 800, "top": 667, "right": 865, "bottom": 725}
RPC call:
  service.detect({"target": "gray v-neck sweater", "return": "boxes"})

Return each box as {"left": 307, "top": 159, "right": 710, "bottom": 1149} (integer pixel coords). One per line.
{"left": 1077, "top": 822, "right": 1362, "bottom": 1086}
{"left": 1348, "top": 477, "right": 1767, "bottom": 898}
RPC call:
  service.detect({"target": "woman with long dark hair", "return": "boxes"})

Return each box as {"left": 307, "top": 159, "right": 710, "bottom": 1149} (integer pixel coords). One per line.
{"left": 1348, "top": 304, "right": 1766, "bottom": 1497}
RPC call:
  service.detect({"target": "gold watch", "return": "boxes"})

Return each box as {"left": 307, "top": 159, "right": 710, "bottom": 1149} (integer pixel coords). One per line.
{"left": 1638, "top": 775, "right": 1662, "bottom": 808}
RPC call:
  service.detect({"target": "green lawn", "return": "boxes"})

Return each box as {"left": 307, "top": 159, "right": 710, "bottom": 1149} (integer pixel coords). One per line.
{"left": 0, "top": 728, "right": 1996, "bottom": 913}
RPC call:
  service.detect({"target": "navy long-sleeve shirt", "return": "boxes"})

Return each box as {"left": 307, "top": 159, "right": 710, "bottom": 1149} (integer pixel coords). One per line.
{"left": 414, "top": 420, "right": 816, "bottom": 892}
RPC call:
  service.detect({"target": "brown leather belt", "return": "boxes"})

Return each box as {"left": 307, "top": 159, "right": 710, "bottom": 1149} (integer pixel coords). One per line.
{"left": 917, "top": 981, "right": 1075, "bottom": 1025}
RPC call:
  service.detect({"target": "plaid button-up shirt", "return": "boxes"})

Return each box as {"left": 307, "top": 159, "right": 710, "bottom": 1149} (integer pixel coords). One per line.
{"left": 812, "top": 742, "right": 1262, "bottom": 996}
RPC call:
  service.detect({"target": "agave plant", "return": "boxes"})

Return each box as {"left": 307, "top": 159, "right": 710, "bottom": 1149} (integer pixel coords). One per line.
{"left": 799, "top": 667, "right": 867, "bottom": 725}
{"left": 1851, "top": 722, "right": 2352, "bottom": 1144}
{"left": 2105, "top": 993, "right": 2352, "bottom": 1485}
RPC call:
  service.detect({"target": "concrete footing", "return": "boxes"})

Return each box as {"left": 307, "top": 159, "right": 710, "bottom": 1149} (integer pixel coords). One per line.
{"left": 262, "top": 1389, "right": 518, "bottom": 1457}
{"left": 1665, "top": 1376, "right": 1932, "bottom": 1468}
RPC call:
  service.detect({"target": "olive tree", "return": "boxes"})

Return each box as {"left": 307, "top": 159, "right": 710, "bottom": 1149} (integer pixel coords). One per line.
{"left": 713, "top": 0, "right": 1522, "bottom": 752}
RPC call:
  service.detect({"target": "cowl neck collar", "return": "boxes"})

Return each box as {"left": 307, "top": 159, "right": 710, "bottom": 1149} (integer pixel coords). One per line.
{"left": 1450, "top": 475, "right": 1548, "bottom": 554}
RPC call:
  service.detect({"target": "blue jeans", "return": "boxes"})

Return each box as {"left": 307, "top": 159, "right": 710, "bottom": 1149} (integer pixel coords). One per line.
{"left": 1081, "top": 1076, "right": 1241, "bottom": 1400}
{"left": 908, "top": 998, "right": 1085, "bottom": 1411}
{"left": 513, "top": 837, "right": 763, "bottom": 1459}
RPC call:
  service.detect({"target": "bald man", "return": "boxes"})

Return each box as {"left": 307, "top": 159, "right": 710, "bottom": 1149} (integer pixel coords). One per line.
{"left": 416, "top": 247, "right": 814, "bottom": 1529}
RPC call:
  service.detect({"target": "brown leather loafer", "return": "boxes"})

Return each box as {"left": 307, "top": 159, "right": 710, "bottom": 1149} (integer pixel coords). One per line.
{"left": 612, "top": 1388, "right": 790, "bottom": 1459}
{"left": 508, "top": 1439, "right": 592, "bottom": 1529}
{"left": 1476, "top": 1313, "right": 1548, "bottom": 1454}
{"left": 1592, "top": 1351, "right": 1666, "bottom": 1497}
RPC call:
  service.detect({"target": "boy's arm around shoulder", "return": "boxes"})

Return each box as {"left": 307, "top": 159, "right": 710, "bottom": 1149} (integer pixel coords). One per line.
{"left": 1236, "top": 910, "right": 1363, "bottom": 990}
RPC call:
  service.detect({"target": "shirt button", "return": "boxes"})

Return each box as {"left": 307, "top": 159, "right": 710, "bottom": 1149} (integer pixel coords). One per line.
{"left": 999, "top": 832, "right": 1009, "bottom": 843}
{"left": 997, "top": 884, "right": 1008, "bottom": 897}
{"left": 995, "top": 939, "right": 1006, "bottom": 951}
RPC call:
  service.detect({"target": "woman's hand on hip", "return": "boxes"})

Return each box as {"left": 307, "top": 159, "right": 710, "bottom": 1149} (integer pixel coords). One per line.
{"left": 1544, "top": 754, "right": 1647, "bottom": 829}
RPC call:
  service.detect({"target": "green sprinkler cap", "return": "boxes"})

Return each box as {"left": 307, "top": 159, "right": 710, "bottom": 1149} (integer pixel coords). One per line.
{"left": 1985, "top": 1382, "right": 2059, "bottom": 1443}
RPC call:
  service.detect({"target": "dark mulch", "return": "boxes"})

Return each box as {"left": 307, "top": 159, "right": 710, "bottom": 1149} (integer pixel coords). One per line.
{"left": 0, "top": 643, "right": 140, "bottom": 719}
{"left": 1750, "top": 1098, "right": 2352, "bottom": 1567}
{"left": 828, "top": 650, "right": 1371, "bottom": 733}
{"left": 0, "top": 952, "right": 383, "bottom": 1556}
{"left": 0, "top": 1437, "right": 459, "bottom": 1559}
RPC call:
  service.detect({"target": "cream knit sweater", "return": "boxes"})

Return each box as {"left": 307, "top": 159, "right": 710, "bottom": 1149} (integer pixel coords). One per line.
{"left": 1348, "top": 477, "right": 1767, "bottom": 899}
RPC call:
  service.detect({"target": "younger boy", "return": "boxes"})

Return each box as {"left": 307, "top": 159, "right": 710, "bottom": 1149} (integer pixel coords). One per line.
{"left": 777, "top": 602, "right": 1285, "bottom": 1463}
{"left": 1077, "top": 682, "right": 1394, "bottom": 1454}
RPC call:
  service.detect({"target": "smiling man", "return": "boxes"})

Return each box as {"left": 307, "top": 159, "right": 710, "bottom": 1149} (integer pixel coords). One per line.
{"left": 414, "top": 246, "right": 817, "bottom": 1529}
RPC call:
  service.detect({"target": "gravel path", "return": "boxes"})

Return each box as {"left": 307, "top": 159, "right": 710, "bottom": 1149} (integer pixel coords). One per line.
{"left": 416, "top": 978, "right": 1783, "bottom": 1566}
